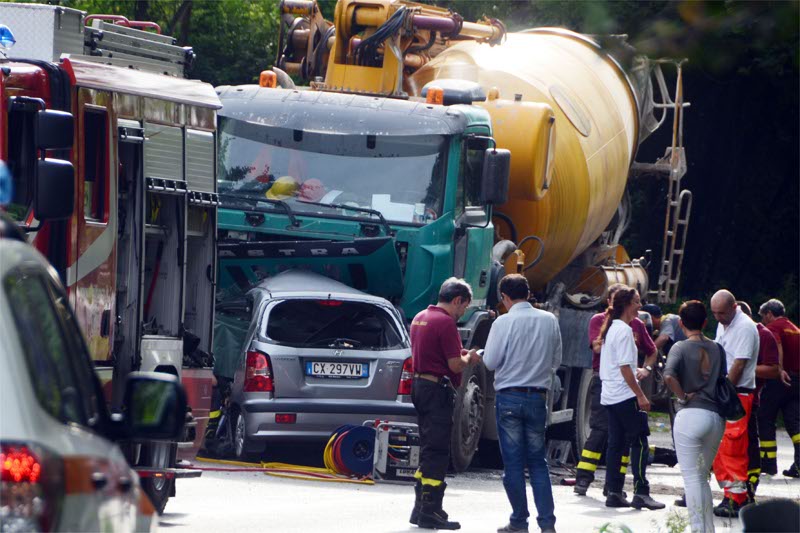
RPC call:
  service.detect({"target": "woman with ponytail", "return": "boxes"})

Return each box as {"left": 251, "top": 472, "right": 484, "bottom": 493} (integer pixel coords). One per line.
{"left": 599, "top": 288, "right": 665, "bottom": 510}
{"left": 664, "top": 301, "right": 725, "bottom": 532}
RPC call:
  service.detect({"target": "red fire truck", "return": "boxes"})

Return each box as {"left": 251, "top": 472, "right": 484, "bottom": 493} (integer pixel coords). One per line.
{"left": 0, "top": 3, "right": 217, "bottom": 512}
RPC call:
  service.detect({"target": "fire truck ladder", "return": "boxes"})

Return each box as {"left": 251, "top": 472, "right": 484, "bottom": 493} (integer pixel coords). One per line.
{"left": 82, "top": 15, "right": 195, "bottom": 78}
{"left": 634, "top": 60, "right": 692, "bottom": 304}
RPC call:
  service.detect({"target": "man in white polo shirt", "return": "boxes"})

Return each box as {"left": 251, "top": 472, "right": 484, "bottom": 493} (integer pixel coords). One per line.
{"left": 710, "top": 289, "right": 759, "bottom": 517}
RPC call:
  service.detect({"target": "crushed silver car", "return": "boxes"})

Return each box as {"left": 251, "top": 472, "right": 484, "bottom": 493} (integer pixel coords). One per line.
{"left": 214, "top": 270, "right": 416, "bottom": 459}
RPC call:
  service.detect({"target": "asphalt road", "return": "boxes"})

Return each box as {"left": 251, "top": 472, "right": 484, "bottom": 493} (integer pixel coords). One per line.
{"left": 161, "top": 431, "right": 798, "bottom": 533}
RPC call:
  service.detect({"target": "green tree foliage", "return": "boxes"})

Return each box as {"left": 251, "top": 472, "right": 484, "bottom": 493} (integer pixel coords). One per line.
{"left": 57, "top": 0, "right": 280, "bottom": 86}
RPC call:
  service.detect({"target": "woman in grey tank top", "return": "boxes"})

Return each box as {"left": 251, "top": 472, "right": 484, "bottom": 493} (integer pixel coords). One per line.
{"left": 664, "top": 301, "right": 726, "bottom": 532}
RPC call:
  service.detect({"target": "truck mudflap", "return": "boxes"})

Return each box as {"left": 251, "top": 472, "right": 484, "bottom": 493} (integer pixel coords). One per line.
{"left": 135, "top": 467, "right": 203, "bottom": 479}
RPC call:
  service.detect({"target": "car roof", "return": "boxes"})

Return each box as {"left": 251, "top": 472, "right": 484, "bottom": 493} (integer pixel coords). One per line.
{"left": 0, "top": 237, "right": 53, "bottom": 279}
{"left": 249, "top": 270, "right": 390, "bottom": 305}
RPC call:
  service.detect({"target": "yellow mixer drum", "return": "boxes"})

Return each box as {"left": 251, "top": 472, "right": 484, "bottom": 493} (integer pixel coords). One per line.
{"left": 408, "top": 28, "right": 640, "bottom": 289}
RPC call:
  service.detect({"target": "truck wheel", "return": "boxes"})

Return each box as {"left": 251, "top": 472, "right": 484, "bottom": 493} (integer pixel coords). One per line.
{"left": 139, "top": 442, "right": 175, "bottom": 515}
{"left": 574, "top": 368, "right": 593, "bottom": 455}
{"left": 450, "top": 364, "right": 485, "bottom": 472}
{"left": 233, "top": 409, "right": 264, "bottom": 462}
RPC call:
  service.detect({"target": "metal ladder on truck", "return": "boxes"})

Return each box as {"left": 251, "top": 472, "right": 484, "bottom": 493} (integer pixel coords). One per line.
{"left": 81, "top": 15, "right": 195, "bottom": 77}
{"left": 633, "top": 60, "right": 693, "bottom": 304}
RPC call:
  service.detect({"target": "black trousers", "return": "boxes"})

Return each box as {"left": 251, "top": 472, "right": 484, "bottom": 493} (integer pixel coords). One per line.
{"left": 576, "top": 375, "right": 611, "bottom": 484}
{"left": 412, "top": 378, "right": 455, "bottom": 482}
{"left": 576, "top": 376, "right": 675, "bottom": 485}
{"left": 747, "top": 402, "right": 760, "bottom": 496}
{"left": 606, "top": 397, "right": 651, "bottom": 495}
{"left": 758, "top": 376, "right": 800, "bottom": 471}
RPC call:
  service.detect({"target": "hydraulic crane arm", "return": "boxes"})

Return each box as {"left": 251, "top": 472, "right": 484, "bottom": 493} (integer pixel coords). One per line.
{"left": 276, "top": 0, "right": 505, "bottom": 96}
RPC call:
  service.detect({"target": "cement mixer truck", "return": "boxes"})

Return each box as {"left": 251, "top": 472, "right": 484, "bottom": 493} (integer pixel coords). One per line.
{"left": 214, "top": 0, "right": 691, "bottom": 469}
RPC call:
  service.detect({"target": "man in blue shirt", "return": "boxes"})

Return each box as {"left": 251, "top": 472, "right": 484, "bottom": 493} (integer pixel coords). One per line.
{"left": 479, "top": 274, "right": 562, "bottom": 533}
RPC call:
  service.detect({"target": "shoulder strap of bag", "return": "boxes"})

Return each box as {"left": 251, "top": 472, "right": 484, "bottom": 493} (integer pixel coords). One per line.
{"left": 716, "top": 342, "right": 728, "bottom": 379}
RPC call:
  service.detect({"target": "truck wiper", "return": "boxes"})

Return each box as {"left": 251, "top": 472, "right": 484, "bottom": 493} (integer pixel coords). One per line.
{"left": 296, "top": 200, "right": 393, "bottom": 237}
{"left": 219, "top": 193, "right": 300, "bottom": 227}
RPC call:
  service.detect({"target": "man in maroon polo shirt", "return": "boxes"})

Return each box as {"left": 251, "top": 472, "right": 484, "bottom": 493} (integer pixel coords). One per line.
{"left": 758, "top": 298, "right": 800, "bottom": 478}
{"left": 408, "top": 277, "right": 478, "bottom": 530}
{"left": 738, "top": 301, "right": 780, "bottom": 501}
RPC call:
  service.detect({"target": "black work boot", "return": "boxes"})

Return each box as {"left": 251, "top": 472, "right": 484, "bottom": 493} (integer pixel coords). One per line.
{"left": 602, "top": 486, "right": 627, "bottom": 498}
{"left": 713, "top": 497, "right": 744, "bottom": 518}
{"left": 631, "top": 493, "right": 666, "bottom": 510}
{"left": 573, "top": 478, "right": 590, "bottom": 496}
{"left": 410, "top": 480, "right": 422, "bottom": 525}
{"left": 418, "top": 483, "right": 460, "bottom": 530}
{"left": 605, "top": 492, "right": 631, "bottom": 508}
{"left": 674, "top": 493, "right": 686, "bottom": 507}
{"left": 783, "top": 463, "right": 800, "bottom": 478}
{"left": 761, "top": 457, "right": 777, "bottom": 476}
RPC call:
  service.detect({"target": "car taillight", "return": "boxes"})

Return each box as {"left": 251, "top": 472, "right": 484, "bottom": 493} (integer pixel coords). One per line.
{"left": 1, "top": 442, "right": 63, "bottom": 532}
{"left": 244, "top": 350, "right": 274, "bottom": 392}
{"left": 397, "top": 357, "right": 414, "bottom": 395}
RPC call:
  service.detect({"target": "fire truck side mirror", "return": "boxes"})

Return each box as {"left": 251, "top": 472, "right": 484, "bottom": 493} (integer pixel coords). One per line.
{"left": 36, "top": 110, "right": 74, "bottom": 150}
{"left": 35, "top": 158, "right": 74, "bottom": 221}
{"left": 480, "top": 148, "right": 511, "bottom": 205}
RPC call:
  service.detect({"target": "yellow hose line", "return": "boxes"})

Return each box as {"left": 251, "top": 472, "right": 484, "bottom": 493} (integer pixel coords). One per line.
{"left": 265, "top": 472, "right": 374, "bottom": 485}
{"left": 261, "top": 462, "right": 331, "bottom": 474}
{"left": 324, "top": 433, "right": 338, "bottom": 472}
{"left": 195, "top": 457, "right": 263, "bottom": 468}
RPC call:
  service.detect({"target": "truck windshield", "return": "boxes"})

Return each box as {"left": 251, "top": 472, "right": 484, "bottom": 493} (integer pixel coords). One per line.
{"left": 218, "top": 117, "right": 446, "bottom": 225}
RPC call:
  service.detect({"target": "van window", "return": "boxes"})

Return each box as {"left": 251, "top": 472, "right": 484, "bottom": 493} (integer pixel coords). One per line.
{"left": 4, "top": 270, "right": 99, "bottom": 426}
{"left": 265, "top": 300, "right": 406, "bottom": 350}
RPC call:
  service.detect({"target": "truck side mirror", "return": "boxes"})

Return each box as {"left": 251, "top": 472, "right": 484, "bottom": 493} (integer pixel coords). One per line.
{"left": 34, "top": 159, "right": 74, "bottom": 221}
{"left": 122, "top": 372, "right": 187, "bottom": 441}
{"left": 36, "top": 109, "right": 74, "bottom": 150}
{"left": 480, "top": 148, "right": 511, "bottom": 205}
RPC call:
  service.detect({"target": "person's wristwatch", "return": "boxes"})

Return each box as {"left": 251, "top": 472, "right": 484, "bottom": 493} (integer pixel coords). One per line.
{"left": 644, "top": 365, "right": 653, "bottom": 374}
{"left": 677, "top": 392, "right": 689, "bottom": 405}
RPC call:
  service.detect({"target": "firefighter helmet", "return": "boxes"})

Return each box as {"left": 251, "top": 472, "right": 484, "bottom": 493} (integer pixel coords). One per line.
{"left": 266, "top": 176, "right": 299, "bottom": 200}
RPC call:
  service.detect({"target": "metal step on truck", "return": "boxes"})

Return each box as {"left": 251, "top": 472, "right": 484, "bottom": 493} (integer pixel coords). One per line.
{"left": 0, "top": 3, "right": 220, "bottom": 512}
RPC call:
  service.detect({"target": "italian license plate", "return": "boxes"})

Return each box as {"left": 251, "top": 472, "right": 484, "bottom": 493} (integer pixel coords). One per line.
{"left": 305, "top": 361, "right": 368, "bottom": 378}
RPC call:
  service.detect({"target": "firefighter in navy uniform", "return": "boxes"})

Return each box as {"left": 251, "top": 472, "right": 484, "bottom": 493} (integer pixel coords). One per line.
{"left": 758, "top": 299, "right": 800, "bottom": 478}
{"left": 738, "top": 301, "right": 780, "bottom": 502}
{"left": 408, "top": 278, "right": 479, "bottom": 530}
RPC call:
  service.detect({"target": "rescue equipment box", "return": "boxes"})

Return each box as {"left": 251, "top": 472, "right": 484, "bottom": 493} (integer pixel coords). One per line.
{"left": 371, "top": 421, "right": 420, "bottom": 483}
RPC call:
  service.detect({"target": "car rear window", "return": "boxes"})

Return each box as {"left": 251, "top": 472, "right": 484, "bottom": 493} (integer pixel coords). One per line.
{"left": 265, "top": 300, "right": 406, "bottom": 350}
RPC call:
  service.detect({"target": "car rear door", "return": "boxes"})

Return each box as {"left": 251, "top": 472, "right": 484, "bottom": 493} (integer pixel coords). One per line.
{"left": 3, "top": 265, "right": 143, "bottom": 531}
{"left": 258, "top": 298, "right": 410, "bottom": 401}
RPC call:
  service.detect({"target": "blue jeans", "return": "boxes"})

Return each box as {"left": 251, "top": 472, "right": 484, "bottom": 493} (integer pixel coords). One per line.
{"left": 496, "top": 391, "right": 556, "bottom": 530}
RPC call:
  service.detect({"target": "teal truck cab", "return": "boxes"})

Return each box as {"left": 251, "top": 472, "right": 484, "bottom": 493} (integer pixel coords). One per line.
{"left": 215, "top": 84, "right": 509, "bottom": 469}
